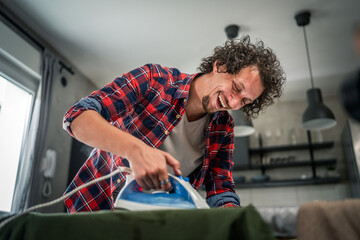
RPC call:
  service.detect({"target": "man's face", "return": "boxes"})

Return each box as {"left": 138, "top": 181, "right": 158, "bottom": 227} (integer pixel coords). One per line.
{"left": 201, "top": 65, "right": 264, "bottom": 114}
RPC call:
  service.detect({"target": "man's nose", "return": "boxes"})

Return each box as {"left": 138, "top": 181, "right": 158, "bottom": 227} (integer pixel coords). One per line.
{"left": 228, "top": 94, "right": 242, "bottom": 109}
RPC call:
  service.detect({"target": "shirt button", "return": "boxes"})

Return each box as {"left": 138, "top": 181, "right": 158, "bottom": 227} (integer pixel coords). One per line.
{"left": 165, "top": 130, "right": 169, "bottom": 135}
{"left": 117, "top": 179, "right": 121, "bottom": 183}
{"left": 176, "top": 114, "right": 180, "bottom": 119}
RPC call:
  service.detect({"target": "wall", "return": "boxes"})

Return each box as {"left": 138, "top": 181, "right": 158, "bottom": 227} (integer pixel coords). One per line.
{"left": 29, "top": 67, "right": 97, "bottom": 212}
{"left": 232, "top": 94, "right": 352, "bottom": 207}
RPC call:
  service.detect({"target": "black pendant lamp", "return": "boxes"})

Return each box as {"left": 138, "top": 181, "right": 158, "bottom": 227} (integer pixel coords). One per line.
{"left": 295, "top": 11, "right": 337, "bottom": 130}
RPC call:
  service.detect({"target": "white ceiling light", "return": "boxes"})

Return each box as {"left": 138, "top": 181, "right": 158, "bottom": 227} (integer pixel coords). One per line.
{"left": 230, "top": 110, "right": 255, "bottom": 137}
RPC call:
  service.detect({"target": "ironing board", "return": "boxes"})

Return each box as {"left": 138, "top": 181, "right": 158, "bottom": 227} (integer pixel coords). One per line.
{"left": 0, "top": 205, "right": 275, "bottom": 240}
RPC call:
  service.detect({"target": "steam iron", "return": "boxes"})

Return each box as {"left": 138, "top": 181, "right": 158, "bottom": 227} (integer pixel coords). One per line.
{"left": 114, "top": 173, "right": 209, "bottom": 210}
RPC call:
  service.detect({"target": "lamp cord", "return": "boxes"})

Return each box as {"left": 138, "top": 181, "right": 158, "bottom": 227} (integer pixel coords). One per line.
{"left": 303, "top": 26, "right": 315, "bottom": 89}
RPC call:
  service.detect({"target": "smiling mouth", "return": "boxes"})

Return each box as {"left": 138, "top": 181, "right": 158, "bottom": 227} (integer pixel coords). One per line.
{"left": 218, "top": 94, "right": 227, "bottom": 108}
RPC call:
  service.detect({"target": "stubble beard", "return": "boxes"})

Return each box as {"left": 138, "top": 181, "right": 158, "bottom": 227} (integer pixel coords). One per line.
{"left": 202, "top": 95, "right": 211, "bottom": 113}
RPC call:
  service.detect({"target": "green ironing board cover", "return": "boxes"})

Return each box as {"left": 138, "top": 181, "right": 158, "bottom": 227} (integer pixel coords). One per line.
{"left": 0, "top": 205, "right": 275, "bottom": 240}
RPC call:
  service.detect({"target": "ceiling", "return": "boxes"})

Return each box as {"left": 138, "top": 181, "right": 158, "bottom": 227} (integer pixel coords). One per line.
{"left": 3, "top": 0, "right": 360, "bottom": 101}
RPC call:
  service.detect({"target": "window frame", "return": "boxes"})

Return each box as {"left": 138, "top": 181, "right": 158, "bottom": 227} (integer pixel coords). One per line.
{"left": 0, "top": 47, "right": 40, "bottom": 213}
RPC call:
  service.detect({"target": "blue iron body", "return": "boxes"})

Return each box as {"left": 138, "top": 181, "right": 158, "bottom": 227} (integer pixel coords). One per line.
{"left": 114, "top": 174, "right": 209, "bottom": 210}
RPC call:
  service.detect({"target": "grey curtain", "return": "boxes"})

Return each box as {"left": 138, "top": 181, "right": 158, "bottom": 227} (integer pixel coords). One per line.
{"left": 11, "top": 49, "right": 59, "bottom": 212}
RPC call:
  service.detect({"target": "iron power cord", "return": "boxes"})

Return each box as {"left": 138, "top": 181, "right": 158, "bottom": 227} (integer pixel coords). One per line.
{"left": 0, "top": 166, "right": 132, "bottom": 229}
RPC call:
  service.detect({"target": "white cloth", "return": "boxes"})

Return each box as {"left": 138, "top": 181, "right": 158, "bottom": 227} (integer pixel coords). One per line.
{"left": 158, "top": 112, "right": 210, "bottom": 177}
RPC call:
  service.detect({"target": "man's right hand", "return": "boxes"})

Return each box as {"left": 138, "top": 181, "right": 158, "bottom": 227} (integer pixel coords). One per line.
{"left": 127, "top": 142, "right": 181, "bottom": 191}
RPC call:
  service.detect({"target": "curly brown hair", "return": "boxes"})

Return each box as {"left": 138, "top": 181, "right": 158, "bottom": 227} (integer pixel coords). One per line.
{"left": 198, "top": 35, "right": 286, "bottom": 119}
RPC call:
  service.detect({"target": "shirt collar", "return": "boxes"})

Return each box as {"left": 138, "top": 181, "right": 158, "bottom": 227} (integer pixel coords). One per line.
{"left": 174, "top": 73, "right": 201, "bottom": 100}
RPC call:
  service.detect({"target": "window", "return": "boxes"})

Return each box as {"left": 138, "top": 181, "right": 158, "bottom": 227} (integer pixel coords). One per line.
{"left": 0, "top": 18, "right": 41, "bottom": 214}
{"left": 0, "top": 73, "right": 34, "bottom": 212}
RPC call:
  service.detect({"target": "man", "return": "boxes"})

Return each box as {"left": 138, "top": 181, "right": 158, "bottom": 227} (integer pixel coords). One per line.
{"left": 63, "top": 35, "right": 285, "bottom": 212}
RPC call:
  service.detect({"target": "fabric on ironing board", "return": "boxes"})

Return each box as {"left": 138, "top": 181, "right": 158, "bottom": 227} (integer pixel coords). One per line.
{"left": 0, "top": 205, "right": 275, "bottom": 240}
{"left": 297, "top": 199, "right": 360, "bottom": 240}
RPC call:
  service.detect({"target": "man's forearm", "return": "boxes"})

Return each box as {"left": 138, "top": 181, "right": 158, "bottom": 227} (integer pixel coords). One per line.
{"left": 70, "top": 110, "right": 181, "bottom": 190}
{"left": 70, "top": 110, "right": 144, "bottom": 160}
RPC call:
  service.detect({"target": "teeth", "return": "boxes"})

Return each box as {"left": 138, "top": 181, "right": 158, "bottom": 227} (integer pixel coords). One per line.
{"left": 219, "top": 95, "right": 226, "bottom": 108}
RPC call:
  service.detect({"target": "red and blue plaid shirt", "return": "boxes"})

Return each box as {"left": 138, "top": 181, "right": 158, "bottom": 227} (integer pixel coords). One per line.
{"left": 63, "top": 64, "right": 240, "bottom": 212}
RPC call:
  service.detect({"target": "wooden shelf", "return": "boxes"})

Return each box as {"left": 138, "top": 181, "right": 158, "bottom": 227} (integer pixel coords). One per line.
{"left": 249, "top": 141, "right": 334, "bottom": 154}
{"left": 234, "top": 176, "right": 341, "bottom": 188}
{"left": 234, "top": 158, "right": 337, "bottom": 171}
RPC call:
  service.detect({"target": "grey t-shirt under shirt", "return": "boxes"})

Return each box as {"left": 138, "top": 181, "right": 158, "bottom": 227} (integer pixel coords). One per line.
{"left": 158, "top": 112, "right": 210, "bottom": 177}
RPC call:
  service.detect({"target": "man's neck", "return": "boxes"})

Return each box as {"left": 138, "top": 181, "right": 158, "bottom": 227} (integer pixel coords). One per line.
{"left": 186, "top": 74, "right": 208, "bottom": 122}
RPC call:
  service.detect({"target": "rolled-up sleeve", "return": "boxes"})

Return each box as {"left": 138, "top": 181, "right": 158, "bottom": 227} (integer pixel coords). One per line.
{"left": 63, "top": 65, "right": 152, "bottom": 137}
{"left": 206, "top": 191, "right": 240, "bottom": 207}
{"left": 205, "top": 117, "right": 240, "bottom": 207}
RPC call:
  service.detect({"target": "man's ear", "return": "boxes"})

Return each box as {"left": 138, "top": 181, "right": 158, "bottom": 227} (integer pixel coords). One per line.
{"left": 213, "top": 60, "right": 226, "bottom": 73}
{"left": 212, "top": 60, "right": 218, "bottom": 74}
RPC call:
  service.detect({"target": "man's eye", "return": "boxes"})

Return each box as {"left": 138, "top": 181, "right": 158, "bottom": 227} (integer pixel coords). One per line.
{"left": 233, "top": 83, "right": 241, "bottom": 92}
{"left": 242, "top": 99, "right": 251, "bottom": 105}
